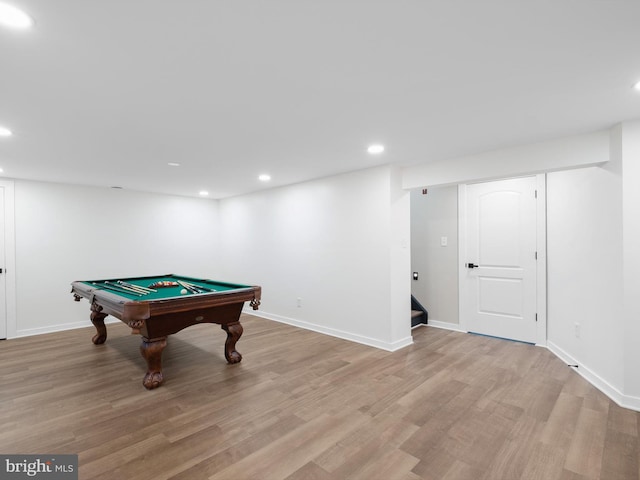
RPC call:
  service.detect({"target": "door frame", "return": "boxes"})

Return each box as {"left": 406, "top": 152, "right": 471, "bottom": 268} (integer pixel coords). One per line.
{"left": 458, "top": 174, "right": 547, "bottom": 346}
{"left": 0, "top": 179, "right": 17, "bottom": 339}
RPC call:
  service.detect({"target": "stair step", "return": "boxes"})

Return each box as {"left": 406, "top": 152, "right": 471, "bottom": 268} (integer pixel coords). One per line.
{"left": 411, "top": 310, "right": 423, "bottom": 318}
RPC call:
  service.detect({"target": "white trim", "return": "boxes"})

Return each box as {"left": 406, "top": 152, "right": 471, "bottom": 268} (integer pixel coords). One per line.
{"left": 457, "top": 184, "right": 468, "bottom": 333}
{"left": 548, "top": 340, "right": 640, "bottom": 412}
{"left": 535, "top": 173, "right": 548, "bottom": 346}
{"left": 244, "top": 308, "right": 413, "bottom": 352}
{"left": 0, "top": 179, "right": 16, "bottom": 339}
{"left": 426, "top": 320, "right": 467, "bottom": 333}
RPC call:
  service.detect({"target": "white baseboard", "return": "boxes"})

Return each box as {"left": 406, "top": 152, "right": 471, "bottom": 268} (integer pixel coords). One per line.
{"left": 245, "top": 308, "right": 413, "bottom": 352}
{"left": 425, "top": 320, "right": 467, "bottom": 333}
{"left": 547, "top": 341, "right": 640, "bottom": 412}
{"left": 15, "top": 318, "right": 120, "bottom": 339}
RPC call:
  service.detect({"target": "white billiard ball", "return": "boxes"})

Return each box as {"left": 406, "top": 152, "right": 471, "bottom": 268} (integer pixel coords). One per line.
{"left": 180, "top": 288, "right": 188, "bottom": 294}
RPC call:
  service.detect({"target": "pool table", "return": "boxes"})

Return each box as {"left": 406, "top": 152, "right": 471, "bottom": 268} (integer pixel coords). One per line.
{"left": 71, "top": 274, "right": 261, "bottom": 389}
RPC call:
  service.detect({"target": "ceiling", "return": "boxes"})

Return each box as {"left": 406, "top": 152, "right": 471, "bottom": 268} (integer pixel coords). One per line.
{"left": 1, "top": 1, "right": 639, "bottom": 199}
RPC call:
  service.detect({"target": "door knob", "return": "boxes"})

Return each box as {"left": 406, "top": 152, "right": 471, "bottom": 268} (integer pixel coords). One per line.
{"left": 466, "top": 263, "right": 478, "bottom": 269}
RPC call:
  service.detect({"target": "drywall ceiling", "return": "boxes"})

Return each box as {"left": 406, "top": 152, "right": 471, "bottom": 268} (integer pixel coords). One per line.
{"left": 1, "top": 0, "right": 639, "bottom": 198}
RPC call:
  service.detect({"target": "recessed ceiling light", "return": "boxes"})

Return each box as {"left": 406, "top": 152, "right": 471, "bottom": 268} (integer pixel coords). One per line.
{"left": 367, "top": 144, "right": 385, "bottom": 154}
{"left": 0, "top": 2, "right": 33, "bottom": 29}
{"left": 634, "top": 80, "right": 640, "bottom": 91}
{"left": 168, "top": 162, "right": 180, "bottom": 167}
{"left": 258, "top": 174, "right": 271, "bottom": 182}
{"left": 0, "top": 126, "right": 12, "bottom": 137}
{"left": 0, "top": 168, "right": 4, "bottom": 173}
{"left": 199, "top": 191, "right": 209, "bottom": 196}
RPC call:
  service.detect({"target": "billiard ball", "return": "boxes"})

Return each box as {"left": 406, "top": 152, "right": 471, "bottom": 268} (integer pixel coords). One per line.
{"left": 180, "top": 288, "right": 188, "bottom": 294}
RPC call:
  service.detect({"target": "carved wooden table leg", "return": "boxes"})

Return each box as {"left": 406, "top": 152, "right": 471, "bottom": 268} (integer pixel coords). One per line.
{"left": 221, "top": 321, "right": 243, "bottom": 364}
{"left": 140, "top": 337, "right": 167, "bottom": 389}
{"left": 90, "top": 302, "right": 108, "bottom": 345}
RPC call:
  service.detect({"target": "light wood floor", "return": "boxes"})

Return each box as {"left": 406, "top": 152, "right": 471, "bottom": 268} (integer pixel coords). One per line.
{"left": 1, "top": 315, "right": 638, "bottom": 479}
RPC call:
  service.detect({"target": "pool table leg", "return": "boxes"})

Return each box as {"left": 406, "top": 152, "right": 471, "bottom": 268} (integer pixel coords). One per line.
{"left": 90, "top": 302, "right": 108, "bottom": 345}
{"left": 140, "top": 337, "right": 167, "bottom": 389}
{"left": 221, "top": 321, "right": 243, "bottom": 364}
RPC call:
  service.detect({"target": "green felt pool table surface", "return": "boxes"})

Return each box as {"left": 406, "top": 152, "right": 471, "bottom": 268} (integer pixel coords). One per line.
{"left": 79, "top": 274, "right": 254, "bottom": 301}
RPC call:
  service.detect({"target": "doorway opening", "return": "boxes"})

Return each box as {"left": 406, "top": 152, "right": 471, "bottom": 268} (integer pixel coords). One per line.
{"left": 410, "top": 175, "right": 547, "bottom": 345}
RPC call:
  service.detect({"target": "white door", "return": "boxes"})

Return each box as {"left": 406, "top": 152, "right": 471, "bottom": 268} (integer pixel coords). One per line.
{"left": 461, "top": 177, "right": 538, "bottom": 344}
{"left": 0, "top": 186, "right": 6, "bottom": 339}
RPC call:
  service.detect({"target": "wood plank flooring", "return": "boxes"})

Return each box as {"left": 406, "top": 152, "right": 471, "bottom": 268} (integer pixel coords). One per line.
{"left": 1, "top": 315, "right": 638, "bottom": 479}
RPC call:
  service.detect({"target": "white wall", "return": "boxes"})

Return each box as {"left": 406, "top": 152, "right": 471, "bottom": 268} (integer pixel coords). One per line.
{"left": 12, "top": 180, "right": 219, "bottom": 337}
{"left": 410, "top": 186, "right": 459, "bottom": 326}
{"left": 546, "top": 122, "right": 640, "bottom": 409}
{"left": 389, "top": 166, "right": 412, "bottom": 346}
{"left": 5, "top": 168, "right": 412, "bottom": 352}
{"left": 217, "top": 165, "right": 413, "bottom": 351}
{"left": 546, "top": 156, "right": 625, "bottom": 394}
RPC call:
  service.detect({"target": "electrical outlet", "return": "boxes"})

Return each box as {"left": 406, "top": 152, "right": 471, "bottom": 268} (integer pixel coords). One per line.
{"left": 297, "top": 297, "right": 302, "bottom": 308}
{"left": 441, "top": 236, "right": 448, "bottom": 247}
{"left": 574, "top": 322, "right": 580, "bottom": 339}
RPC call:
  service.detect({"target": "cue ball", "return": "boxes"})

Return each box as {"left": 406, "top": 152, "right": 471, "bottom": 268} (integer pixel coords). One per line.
{"left": 180, "top": 288, "right": 188, "bottom": 294}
